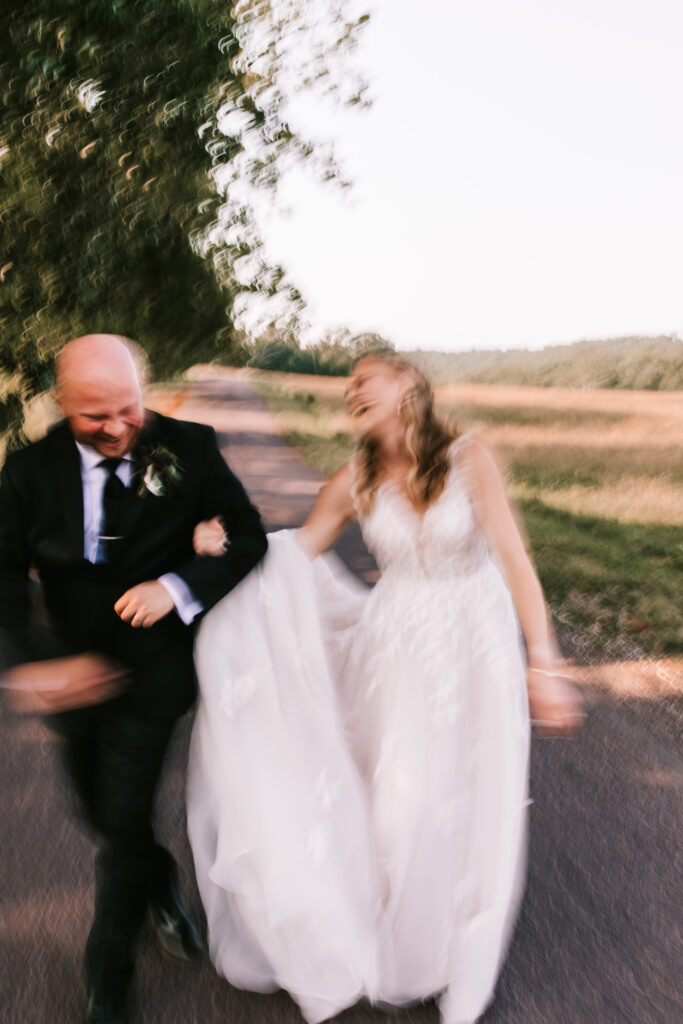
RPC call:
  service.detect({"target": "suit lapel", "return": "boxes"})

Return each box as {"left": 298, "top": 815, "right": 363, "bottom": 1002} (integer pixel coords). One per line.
{"left": 116, "top": 411, "right": 170, "bottom": 543}
{"left": 47, "top": 424, "right": 86, "bottom": 558}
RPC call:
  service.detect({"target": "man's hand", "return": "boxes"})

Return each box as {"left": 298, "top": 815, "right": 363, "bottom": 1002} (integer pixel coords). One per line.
{"left": 3, "top": 654, "right": 128, "bottom": 714}
{"left": 114, "top": 581, "right": 175, "bottom": 628}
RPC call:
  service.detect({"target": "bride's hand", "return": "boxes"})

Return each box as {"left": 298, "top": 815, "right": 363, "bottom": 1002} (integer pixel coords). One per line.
{"left": 193, "top": 516, "right": 228, "bottom": 557}
{"left": 527, "top": 665, "right": 585, "bottom": 737}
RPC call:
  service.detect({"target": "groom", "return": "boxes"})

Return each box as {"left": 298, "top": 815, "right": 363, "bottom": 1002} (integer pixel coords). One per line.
{"left": 0, "top": 335, "right": 267, "bottom": 1023}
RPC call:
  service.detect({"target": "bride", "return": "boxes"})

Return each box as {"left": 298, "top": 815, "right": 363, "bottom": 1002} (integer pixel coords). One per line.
{"left": 186, "top": 351, "right": 582, "bottom": 1024}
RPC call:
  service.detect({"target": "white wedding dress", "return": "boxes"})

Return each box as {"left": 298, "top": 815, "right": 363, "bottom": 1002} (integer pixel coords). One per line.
{"left": 187, "top": 439, "right": 530, "bottom": 1024}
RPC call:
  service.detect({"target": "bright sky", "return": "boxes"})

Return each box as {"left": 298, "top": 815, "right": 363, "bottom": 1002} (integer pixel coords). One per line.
{"left": 256, "top": 0, "right": 683, "bottom": 352}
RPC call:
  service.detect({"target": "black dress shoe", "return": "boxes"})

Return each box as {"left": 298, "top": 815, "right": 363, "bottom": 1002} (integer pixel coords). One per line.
{"left": 150, "top": 886, "right": 204, "bottom": 961}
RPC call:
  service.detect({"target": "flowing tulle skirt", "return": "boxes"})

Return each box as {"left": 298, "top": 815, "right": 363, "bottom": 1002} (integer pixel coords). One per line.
{"left": 188, "top": 532, "right": 529, "bottom": 1023}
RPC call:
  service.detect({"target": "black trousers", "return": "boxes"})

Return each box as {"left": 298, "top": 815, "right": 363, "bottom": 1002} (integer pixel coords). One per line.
{"left": 49, "top": 640, "right": 195, "bottom": 989}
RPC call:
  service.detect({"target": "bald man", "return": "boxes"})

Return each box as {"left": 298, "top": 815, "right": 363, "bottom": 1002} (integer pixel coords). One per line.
{"left": 0, "top": 335, "right": 267, "bottom": 1024}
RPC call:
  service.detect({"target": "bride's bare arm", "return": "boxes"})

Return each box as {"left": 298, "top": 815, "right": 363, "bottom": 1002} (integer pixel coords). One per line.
{"left": 297, "top": 463, "right": 356, "bottom": 559}
{"left": 463, "top": 439, "right": 583, "bottom": 734}
{"left": 192, "top": 464, "right": 355, "bottom": 561}
{"left": 464, "top": 441, "right": 554, "bottom": 655}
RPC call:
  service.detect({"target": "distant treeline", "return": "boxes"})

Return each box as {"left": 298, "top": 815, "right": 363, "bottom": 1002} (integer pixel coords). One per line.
{"left": 245, "top": 333, "right": 389, "bottom": 377}
{"left": 407, "top": 335, "right": 683, "bottom": 390}
{"left": 246, "top": 334, "right": 683, "bottom": 389}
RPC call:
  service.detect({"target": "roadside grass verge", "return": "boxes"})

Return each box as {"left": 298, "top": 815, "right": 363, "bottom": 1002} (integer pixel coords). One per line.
{"left": 250, "top": 372, "right": 683, "bottom": 658}
{"left": 520, "top": 500, "right": 682, "bottom": 658}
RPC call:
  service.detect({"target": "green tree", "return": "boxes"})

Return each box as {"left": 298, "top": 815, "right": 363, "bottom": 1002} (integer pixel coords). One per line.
{"left": 0, "top": 0, "right": 367, "bottom": 444}
{"left": 247, "top": 329, "right": 394, "bottom": 376}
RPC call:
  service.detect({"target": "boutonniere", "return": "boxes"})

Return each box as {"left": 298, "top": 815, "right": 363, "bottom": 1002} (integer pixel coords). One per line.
{"left": 136, "top": 444, "right": 183, "bottom": 498}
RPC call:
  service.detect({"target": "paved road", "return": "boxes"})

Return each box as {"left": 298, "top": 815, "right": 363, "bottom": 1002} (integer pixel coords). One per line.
{"left": 1, "top": 378, "right": 681, "bottom": 1024}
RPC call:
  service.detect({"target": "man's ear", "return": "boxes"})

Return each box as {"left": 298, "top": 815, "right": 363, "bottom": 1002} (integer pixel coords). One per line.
{"left": 50, "top": 389, "right": 64, "bottom": 415}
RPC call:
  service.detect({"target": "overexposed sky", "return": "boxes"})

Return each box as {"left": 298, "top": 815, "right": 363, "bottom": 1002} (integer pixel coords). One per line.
{"left": 257, "top": 0, "right": 683, "bottom": 351}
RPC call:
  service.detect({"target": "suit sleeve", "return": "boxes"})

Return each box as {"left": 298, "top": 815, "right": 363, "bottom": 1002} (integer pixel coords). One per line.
{"left": 0, "top": 457, "right": 34, "bottom": 671}
{"left": 173, "top": 428, "right": 267, "bottom": 612}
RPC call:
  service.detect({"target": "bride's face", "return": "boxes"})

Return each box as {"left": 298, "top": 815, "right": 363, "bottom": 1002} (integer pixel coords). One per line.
{"left": 346, "top": 359, "right": 404, "bottom": 438}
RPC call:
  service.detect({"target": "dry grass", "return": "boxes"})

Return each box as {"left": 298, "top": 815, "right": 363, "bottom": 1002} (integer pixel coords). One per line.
{"left": 20, "top": 365, "right": 678, "bottom": 659}
{"left": 241, "top": 367, "right": 683, "bottom": 659}
{"left": 236, "top": 367, "right": 683, "bottom": 528}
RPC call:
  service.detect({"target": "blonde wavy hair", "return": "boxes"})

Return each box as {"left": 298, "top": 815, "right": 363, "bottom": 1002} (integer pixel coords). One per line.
{"left": 352, "top": 351, "right": 460, "bottom": 514}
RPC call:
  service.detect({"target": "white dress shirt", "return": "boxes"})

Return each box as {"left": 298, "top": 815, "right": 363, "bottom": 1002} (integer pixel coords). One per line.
{"left": 75, "top": 442, "right": 202, "bottom": 624}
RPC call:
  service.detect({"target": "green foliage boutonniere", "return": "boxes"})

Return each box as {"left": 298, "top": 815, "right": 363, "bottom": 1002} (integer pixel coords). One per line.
{"left": 137, "top": 444, "right": 183, "bottom": 498}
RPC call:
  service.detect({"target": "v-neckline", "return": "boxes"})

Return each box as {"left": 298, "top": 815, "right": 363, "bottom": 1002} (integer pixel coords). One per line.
{"left": 358, "top": 435, "right": 468, "bottom": 525}
{"left": 376, "top": 473, "right": 449, "bottom": 525}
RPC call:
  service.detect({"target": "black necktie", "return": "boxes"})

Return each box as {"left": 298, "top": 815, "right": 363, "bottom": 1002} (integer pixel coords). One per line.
{"left": 98, "top": 458, "right": 126, "bottom": 563}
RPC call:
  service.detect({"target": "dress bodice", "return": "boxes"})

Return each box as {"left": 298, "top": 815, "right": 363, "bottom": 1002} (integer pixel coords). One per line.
{"left": 354, "top": 438, "right": 490, "bottom": 582}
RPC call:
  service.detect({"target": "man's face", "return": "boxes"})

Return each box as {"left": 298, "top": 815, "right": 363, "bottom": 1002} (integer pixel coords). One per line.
{"left": 58, "top": 375, "right": 145, "bottom": 458}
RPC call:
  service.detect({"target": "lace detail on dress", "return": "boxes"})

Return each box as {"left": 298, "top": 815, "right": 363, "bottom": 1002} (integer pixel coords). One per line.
{"left": 356, "top": 434, "right": 488, "bottom": 582}
{"left": 218, "top": 667, "right": 264, "bottom": 718}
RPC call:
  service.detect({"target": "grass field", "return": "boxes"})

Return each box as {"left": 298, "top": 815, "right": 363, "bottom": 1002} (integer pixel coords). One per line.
{"left": 246, "top": 369, "right": 683, "bottom": 660}
{"left": 13, "top": 367, "right": 681, "bottom": 662}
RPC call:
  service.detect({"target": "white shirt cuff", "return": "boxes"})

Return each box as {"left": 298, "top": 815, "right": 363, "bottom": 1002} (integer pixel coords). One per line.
{"left": 158, "top": 573, "right": 204, "bottom": 625}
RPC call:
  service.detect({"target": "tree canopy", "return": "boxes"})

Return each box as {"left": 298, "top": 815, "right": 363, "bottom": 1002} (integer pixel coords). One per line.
{"left": 247, "top": 329, "right": 393, "bottom": 375}
{"left": 0, "top": 0, "right": 367, "bottom": 443}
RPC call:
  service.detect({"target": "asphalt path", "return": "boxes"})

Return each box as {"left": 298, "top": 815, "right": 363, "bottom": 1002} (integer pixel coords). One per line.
{"left": 1, "top": 378, "right": 680, "bottom": 1024}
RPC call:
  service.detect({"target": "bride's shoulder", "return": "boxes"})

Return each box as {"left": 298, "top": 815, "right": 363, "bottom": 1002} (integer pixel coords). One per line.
{"left": 450, "top": 432, "right": 492, "bottom": 463}
{"left": 448, "top": 431, "right": 478, "bottom": 469}
{"left": 314, "top": 460, "right": 356, "bottom": 512}
{"left": 329, "top": 459, "right": 356, "bottom": 490}
{"left": 448, "top": 433, "right": 504, "bottom": 489}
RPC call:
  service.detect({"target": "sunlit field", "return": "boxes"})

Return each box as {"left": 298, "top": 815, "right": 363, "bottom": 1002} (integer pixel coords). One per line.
{"left": 16, "top": 366, "right": 681, "bottom": 661}
{"left": 242, "top": 368, "right": 683, "bottom": 660}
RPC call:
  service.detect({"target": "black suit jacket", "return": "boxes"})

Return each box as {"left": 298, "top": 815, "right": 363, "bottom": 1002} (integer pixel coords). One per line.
{"left": 0, "top": 412, "right": 267, "bottom": 715}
